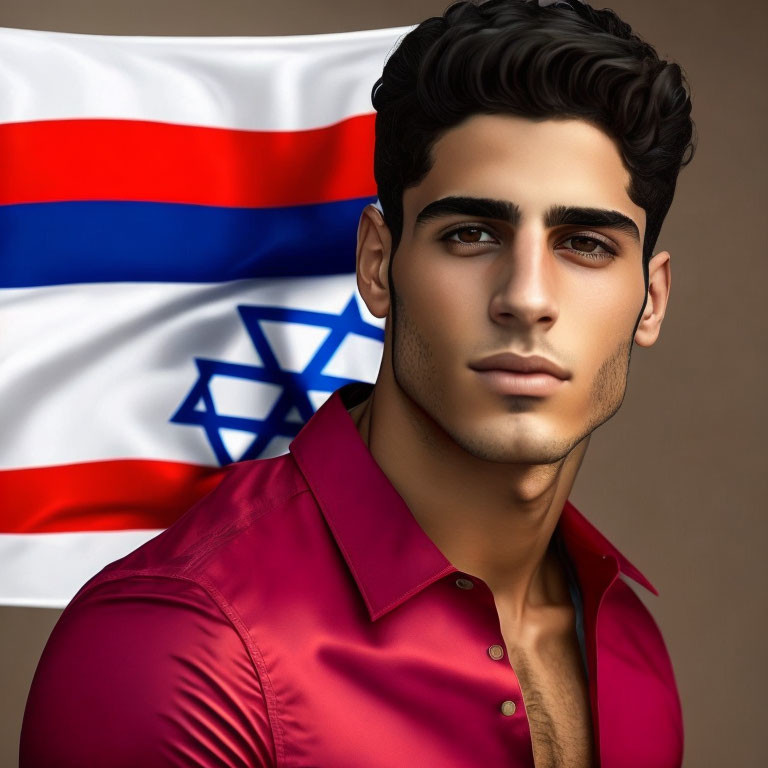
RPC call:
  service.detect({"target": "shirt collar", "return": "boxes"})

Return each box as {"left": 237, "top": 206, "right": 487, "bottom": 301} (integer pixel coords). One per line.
{"left": 290, "top": 385, "right": 656, "bottom": 622}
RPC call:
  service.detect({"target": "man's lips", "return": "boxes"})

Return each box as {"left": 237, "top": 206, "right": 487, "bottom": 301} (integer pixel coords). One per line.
{"left": 468, "top": 353, "right": 570, "bottom": 397}
{"left": 468, "top": 353, "right": 571, "bottom": 380}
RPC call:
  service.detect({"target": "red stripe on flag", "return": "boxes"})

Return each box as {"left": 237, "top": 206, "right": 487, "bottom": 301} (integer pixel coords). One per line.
{"left": 0, "top": 460, "right": 226, "bottom": 533}
{"left": 0, "top": 116, "right": 376, "bottom": 208}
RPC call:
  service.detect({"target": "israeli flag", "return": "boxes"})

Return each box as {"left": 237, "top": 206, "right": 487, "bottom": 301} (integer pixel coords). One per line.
{"left": 0, "top": 25, "right": 409, "bottom": 606}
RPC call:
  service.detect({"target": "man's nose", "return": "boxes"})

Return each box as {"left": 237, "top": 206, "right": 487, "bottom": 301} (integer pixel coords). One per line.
{"left": 487, "top": 230, "right": 559, "bottom": 329}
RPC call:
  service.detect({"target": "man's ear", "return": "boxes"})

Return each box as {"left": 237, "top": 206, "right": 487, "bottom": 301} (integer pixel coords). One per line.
{"left": 634, "top": 250, "right": 671, "bottom": 347}
{"left": 356, "top": 204, "right": 392, "bottom": 319}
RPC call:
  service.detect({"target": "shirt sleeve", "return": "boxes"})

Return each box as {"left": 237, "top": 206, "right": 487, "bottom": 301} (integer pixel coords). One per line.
{"left": 20, "top": 575, "right": 276, "bottom": 768}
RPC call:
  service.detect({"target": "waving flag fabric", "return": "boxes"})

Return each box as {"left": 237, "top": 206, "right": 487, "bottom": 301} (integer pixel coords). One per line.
{"left": 0, "top": 25, "right": 408, "bottom": 607}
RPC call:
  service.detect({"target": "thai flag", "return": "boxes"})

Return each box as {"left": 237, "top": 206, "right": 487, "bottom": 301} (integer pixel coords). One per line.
{"left": 0, "top": 25, "right": 407, "bottom": 607}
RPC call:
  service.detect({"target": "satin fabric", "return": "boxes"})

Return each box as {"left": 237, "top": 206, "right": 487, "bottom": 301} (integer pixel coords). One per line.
{"left": 21, "top": 384, "right": 683, "bottom": 767}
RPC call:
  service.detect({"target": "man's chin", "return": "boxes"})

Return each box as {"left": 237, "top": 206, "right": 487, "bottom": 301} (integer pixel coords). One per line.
{"left": 449, "top": 428, "right": 577, "bottom": 466}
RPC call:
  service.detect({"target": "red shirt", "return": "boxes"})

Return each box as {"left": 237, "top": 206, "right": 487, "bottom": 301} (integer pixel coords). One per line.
{"left": 21, "top": 385, "right": 683, "bottom": 767}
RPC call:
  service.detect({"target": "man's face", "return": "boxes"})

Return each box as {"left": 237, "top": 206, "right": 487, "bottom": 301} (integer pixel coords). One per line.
{"left": 386, "top": 114, "right": 650, "bottom": 464}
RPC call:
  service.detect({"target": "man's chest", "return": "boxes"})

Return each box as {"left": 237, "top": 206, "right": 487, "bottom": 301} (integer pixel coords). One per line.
{"left": 256, "top": 576, "right": 542, "bottom": 767}
{"left": 499, "top": 616, "right": 594, "bottom": 768}
{"left": 239, "top": 570, "right": 682, "bottom": 768}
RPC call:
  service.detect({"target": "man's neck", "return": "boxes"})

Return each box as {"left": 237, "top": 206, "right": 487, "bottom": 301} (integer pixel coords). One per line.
{"left": 349, "top": 379, "right": 590, "bottom": 619}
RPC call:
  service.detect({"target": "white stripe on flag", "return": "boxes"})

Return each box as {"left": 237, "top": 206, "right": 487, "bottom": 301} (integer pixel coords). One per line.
{"left": 0, "top": 276, "right": 383, "bottom": 470}
{"left": 0, "top": 25, "right": 409, "bottom": 130}
{"left": 0, "top": 530, "right": 163, "bottom": 608}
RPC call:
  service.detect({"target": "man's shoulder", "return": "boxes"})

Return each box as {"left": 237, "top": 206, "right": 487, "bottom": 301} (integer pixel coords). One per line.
{"left": 603, "top": 574, "right": 682, "bottom": 702}
{"left": 599, "top": 575, "right": 684, "bottom": 758}
{"left": 75, "top": 451, "right": 315, "bottom": 603}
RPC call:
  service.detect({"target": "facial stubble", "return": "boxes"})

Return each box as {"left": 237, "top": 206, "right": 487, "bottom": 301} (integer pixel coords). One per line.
{"left": 390, "top": 286, "right": 635, "bottom": 465}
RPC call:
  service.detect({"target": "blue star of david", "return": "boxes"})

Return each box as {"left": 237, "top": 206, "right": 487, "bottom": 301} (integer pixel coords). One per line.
{"left": 171, "top": 296, "right": 385, "bottom": 466}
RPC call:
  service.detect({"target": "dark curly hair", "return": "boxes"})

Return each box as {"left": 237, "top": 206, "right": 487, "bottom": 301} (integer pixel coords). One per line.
{"left": 371, "top": 0, "right": 696, "bottom": 282}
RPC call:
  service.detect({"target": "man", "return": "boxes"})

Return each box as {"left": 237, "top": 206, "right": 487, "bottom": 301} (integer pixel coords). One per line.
{"left": 21, "top": 1, "right": 695, "bottom": 766}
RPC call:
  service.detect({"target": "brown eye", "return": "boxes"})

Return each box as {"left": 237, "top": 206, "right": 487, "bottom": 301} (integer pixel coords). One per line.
{"left": 456, "top": 227, "right": 484, "bottom": 243}
{"left": 443, "top": 226, "right": 497, "bottom": 245}
{"left": 570, "top": 236, "right": 600, "bottom": 252}
{"left": 559, "top": 235, "right": 616, "bottom": 261}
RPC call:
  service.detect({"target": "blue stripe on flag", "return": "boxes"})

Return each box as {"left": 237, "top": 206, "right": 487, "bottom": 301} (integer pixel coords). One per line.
{"left": 0, "top": 198, "right": 375, "bottom": 287}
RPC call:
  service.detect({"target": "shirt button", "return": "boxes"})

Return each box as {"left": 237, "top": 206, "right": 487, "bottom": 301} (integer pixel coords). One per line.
{"left": 455, "top": 577, "right": 474, "bottom": 590}
{"left": 500, "top": 700, "right": 517, "bottom": 716}
{"left": 488, "top": 644, "right": 504, "bottom": 660}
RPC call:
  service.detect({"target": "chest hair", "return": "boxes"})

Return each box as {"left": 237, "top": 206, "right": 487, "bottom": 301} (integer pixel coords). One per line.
{"left": 506, "top": 643, "right": 594, "bottom": 768}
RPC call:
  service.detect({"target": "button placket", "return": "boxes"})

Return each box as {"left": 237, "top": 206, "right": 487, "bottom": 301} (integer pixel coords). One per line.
{"left": 452, "top": 573, "right": 520, "bottom": 718}
{"left": 488, "top": 642, "right": 518, "bottom": 717}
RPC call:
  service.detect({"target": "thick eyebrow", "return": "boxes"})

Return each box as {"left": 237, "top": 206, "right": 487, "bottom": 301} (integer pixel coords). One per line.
{"left": 544, "top": 205, "right": 641, "bottom": 242}
{"left": 414, "top": 196, "right": 641, "bottom": 243}
{"left": 414, "top": 196, "right": 521, "bottom": 227}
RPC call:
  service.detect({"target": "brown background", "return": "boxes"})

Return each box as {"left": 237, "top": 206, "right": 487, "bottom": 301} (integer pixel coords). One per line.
{"left": 1, "top": 1, "right": 765, "bottom": 766}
